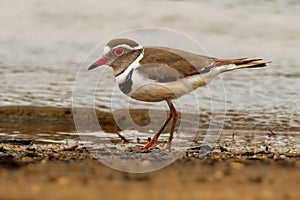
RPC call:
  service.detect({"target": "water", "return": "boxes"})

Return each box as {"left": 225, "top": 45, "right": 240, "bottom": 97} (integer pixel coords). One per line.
{"left": 0, "top": 0, "right": 299, "bottom": 145}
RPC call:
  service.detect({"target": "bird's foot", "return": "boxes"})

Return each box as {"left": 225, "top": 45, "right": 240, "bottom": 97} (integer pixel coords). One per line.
{"left": 134, "top": 139, "right": 158, "bottom": 151}
{"left": 160, "top": 142, "right": 172, "bottom": 151}
{"left": 134, "top": 142, "right": 172, "bottom": 152}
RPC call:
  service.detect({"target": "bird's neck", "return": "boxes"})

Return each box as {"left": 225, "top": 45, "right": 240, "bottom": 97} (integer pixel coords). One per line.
{"left": 111, "top": 49, "right": 144, "bottom": 77}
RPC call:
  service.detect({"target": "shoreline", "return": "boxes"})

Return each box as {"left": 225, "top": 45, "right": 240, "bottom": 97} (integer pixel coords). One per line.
{"left": 0, "top": 105, "right": 299, "bottom": 199}
{"left": 1, "top": 105, "right": 299, "bottom": 133}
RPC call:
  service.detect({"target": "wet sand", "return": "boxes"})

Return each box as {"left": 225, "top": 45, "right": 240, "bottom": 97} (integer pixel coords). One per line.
{"left": 0, "top": 106, "right": 299, "bottom": 199}
{"left": 1, "top": 152, "right": 299, "bottom": 200}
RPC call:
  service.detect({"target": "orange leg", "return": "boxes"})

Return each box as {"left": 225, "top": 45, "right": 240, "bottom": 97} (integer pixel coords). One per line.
{"left": 163, "top": 101, "right": 178, "bottom": 150}
{"left": 139, "top": 100, "right": 177, "bottom": 150}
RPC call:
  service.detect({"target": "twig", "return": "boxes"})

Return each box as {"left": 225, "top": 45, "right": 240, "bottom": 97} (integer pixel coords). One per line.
{"left": 268, "top": 130, "right": 276, "bottom": 137}
{"left": 117, "top": 133, "right": 129, "bottom": 143}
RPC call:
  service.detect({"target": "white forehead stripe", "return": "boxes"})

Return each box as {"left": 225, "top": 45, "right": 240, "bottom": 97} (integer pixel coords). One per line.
{"left": 134, "top": 45, "right": 143, "bottom": 50}
{"left": 103, "top": 46, "right": 111, "bottom": 54}
{"left": 113, "top": 44, "right": 143, "bottom": 50}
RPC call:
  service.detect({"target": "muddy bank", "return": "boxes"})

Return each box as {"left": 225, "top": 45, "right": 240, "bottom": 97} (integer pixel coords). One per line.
{"left": 0, "top": 142, "right": 300, "bottom": 200}
{"left": 1, "top": 105, "right": 299, "bottom": 134}
{"left": 0, "top": 105, "right": 299, "bottom": 199}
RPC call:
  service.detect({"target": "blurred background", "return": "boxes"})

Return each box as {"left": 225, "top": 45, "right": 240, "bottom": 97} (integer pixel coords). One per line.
{"left": 0, "top": 0, "right": 299, "bottom": 115}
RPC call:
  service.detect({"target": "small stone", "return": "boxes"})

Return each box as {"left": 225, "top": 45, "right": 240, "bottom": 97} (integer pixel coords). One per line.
{"left": 57, "top": 177, "right": 69, "bottom": 186}
{"left": 63, "top": 144, "right": 78, "bottom": 151}
{"left": 40, "top": 159, "right": 47, "bottom": 165}
{"left": 213, "top": 155, "right": 221, "bottom": 160}
{"left": 233, "top": 142, "right": 241, "bottom": 147}
{"left": 273, "top": 154, "right": 279, "bottom": 159}
{"left": 279, "top": 154, "right": 286, "bottom": 159}
{"left": 229, "top": 162, "right": 244, "bottom": 170}
{"left": 213, "top": 171, "right": 224, "bottom": 180}
{"left": 0, "top": 146, "right": 7, "bottom": 153}
{"left": 220, "top": 146, "right": 228, "bottom": 152}
{"left": 265, "top": 146, "right": 269, "bottom": 151}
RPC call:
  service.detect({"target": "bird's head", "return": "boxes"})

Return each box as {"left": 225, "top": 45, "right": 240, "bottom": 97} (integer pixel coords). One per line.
{"left": 88, "top": 38, "right": 143, "bottom": 76}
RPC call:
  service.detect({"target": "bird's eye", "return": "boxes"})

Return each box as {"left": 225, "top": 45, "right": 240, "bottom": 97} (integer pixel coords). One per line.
{"left": 113, "top": 47, "right": 125, "bottom": 57}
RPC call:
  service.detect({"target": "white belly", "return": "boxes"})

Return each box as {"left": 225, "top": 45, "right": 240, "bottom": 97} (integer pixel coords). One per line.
{"left": 121, "top": 68, "right": 220, "bottom": 102}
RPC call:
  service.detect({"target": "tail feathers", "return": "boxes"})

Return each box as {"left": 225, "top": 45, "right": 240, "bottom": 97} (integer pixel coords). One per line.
{"left": 213, "top": 57, "right": 270, "bottom": 73}
{"left": 234, "top": 58, "right": 268, "bottom": 68}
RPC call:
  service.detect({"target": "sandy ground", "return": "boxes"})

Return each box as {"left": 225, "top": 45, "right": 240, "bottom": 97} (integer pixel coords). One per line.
{"left": 1, "top": 158, "right": 300, "bottom": 200}
{"left": 0, "top": 106, "right": 299, "bottom": 200}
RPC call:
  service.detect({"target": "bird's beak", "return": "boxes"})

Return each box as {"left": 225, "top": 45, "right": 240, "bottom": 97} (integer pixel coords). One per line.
{"left": 88, "top": 57, "right": 107, "bottom": 70}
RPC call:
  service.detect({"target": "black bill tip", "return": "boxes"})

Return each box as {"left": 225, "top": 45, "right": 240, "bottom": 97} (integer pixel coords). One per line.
{"left": 88, "top": 64, "right": 98, "bottom": 70}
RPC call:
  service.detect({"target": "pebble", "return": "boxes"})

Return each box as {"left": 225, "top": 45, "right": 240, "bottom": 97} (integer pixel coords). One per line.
{"left": 213, "top": 171, "right": 224, "bottom": 180}
{"left": 279, "top": 155, "right": 286, "bottom": 159}
{"left": 0, "top": 141, "right": 299, "bottom": 170}
{"left": 233, "top": 142, "right": 241, "bottom": 147}
{"left": 229, "top": 162, "right": 244, "bottom": 170}
{"left": 57, "top": 177, "right": 70, "bottom": 186}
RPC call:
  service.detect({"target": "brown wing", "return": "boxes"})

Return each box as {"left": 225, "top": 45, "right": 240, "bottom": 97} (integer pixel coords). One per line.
{"left": 136, "top": 62, "right": 184, "bottom": 82}
{"left": 138, "top": 47, "right": 215, "bottom": 82}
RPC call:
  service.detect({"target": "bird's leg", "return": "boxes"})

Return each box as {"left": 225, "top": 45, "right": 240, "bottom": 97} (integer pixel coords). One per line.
{"left": 162, "top": 100, "right": 178, "bottom": 150}
{"left": 138, "top": 100, "right": 174, "bottom": 150}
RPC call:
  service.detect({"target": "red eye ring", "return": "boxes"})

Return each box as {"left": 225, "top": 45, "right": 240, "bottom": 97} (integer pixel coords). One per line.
{"left": 113, "top": 47, "right": 125, "bottom": 57}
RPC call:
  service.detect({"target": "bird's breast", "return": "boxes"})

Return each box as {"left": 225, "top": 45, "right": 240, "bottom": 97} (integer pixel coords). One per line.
{"left": 116, "top": 69, "right": 218, "bottom": 102}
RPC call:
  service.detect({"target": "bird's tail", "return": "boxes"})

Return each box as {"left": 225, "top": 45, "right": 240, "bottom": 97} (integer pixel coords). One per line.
{"left": 213, "top": 58, "right": 270, "bottom": 73}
